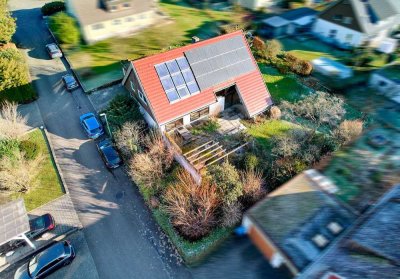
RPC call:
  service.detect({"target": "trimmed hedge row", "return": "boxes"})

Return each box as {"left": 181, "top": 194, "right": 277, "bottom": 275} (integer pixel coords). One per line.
{"left": 41, "top": 1, "right": 65, "bottom": 16}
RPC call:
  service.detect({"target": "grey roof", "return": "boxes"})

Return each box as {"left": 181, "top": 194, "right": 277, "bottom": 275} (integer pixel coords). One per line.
{"left": 184, "top": 35, "right": 255, "bottom": 91}
{"left": 246, "top": 171, "right": 355, "bottom": 271}
{"left": 319, "top": 0, "right": 400, "bottom": 35}
{"left": 280, "top": 7, "right": 317, "bottom": 21}
{"left": 67, "top": 0, "right": 154, "bottom": 26}
{"left": 0, "top": 199, "right": 30, "bottom": 246}
{"left": 299, "top": 185, "right": 400, "bottom": 279}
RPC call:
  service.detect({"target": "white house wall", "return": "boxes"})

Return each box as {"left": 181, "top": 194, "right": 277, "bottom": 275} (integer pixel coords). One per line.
{"left": 82, "top": 10, "right": 157, "bottom": 43}
{"left": 312, "top": 18, "right": 366, "bottom": 47}
{"left": 369, "top": 73, "right": 400, "bottom": 95}
{"left": 234, "top": 0, "right": 277, "bottom": 10}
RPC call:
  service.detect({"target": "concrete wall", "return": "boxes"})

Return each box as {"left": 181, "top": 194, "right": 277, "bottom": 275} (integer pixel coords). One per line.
{"left": 209, "top": 96, "right": 225, "bottom": 116}
{"left": 81, "top": 10, "right": 157, "bottom": 43}
{"left": 313, "top": 18, "right": 366, "bottom": 47}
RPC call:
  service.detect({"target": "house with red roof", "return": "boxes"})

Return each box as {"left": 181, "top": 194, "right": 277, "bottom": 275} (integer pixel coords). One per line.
{"left": 121, "top": 30, "right": 273, "bottom": 132}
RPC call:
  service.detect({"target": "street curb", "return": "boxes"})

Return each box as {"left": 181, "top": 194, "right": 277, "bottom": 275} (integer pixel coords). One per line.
{"left": 41, "top": 127, "right": 69, "bottom": 194}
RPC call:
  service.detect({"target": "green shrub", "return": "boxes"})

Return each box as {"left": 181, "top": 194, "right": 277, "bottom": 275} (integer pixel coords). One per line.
{"left": 208, "top": 161, "right": 243, "bottom": 205}
{"left": 41, "top": 1, "right": 65, "bottom": 16}
{"left": 19, "top": 140, "right": 39, "bottom": 160}
{"left": 0, "top": 139, "right": 19, "bottom": 158}
{"left": 0, "top": 49, "right": 29, "bottom": 92}
{"left": 0, "top": 6, "right": 16, "bottom": 44}
{"left": 0, "top": 83, "right": 37, "bottom": 103}
{"left": 244, "top": 153, "right": 259, "bottom": 170}
{"left": 49, "top": 12, "right": 80, "bottom": 45}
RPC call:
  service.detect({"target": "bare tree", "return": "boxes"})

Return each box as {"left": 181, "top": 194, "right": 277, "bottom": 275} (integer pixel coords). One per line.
{"left": 281, "top": 91, "right": 346, "bottom": 130}
{"left": 0, "top": 151, "right": 43, "bottom": 193}
{"left": 220, "top": 201, "right": 242, "bottom": 227}
{"left": 0, "top": 101, "right": 27, "bottom": 139}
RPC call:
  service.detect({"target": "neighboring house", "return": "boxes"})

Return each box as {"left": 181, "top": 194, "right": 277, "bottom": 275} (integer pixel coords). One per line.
{"left": 260, "top": 7, "right": 317, "bottom": 37}
{"left": 312, "top": 0, "right": 400, "bottom": 49}
{"left": 66, "top": 0, "right": 160, "bottom": 44}
{"left": 121, "top": 30, "right": 273, "bottom": 132}
{"left": 369, "top": 63, "right": 400, "bottom": 104}
{"left": 312, "top": 57, "right": 353, "bottom": 79}
{"left": 299, "top": 184, "right": 400, "bottom": 279}
{"left": 232, "top": 0, "right": 281, "bottom": 11}
{"left": 242, "top": 170, "right": 356, "bottom": 276}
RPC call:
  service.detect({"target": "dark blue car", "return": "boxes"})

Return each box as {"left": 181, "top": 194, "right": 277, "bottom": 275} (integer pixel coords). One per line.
{"left": 96, "top": 139, "right": 122, "bottom": 169}
{"left": 79, "top": 113, "right": 104, "bottom": 139}
{"left": 14, "top": 241, "right": 75, "bottom": 279}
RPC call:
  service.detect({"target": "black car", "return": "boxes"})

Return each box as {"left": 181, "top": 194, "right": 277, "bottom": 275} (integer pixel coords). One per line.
{"left": 96, "top": 138, "right": 122, "bottom": 169}
{"left": 10, "top": 214, "right": 55, "bottom": 249}
{"left": 62, "top": 74, "right": 79, "bottom": 91}
{"left": 14, "top": 240, "right": 75, "bottom": 279}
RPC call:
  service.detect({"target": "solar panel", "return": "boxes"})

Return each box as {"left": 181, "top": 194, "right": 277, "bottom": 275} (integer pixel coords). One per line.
{"left": 184, "top": 35, "right": 255, "bottom": 91}
{"left": 166, "top": 88, "right": 180, "bottom": 102}
{"left": 155, "top": 56, "right": 201, "bottom": 103}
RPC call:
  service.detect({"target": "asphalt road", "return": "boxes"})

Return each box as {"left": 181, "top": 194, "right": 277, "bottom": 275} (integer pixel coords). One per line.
{"left": 7, "top": 1, "right": 190, "bottom": 279}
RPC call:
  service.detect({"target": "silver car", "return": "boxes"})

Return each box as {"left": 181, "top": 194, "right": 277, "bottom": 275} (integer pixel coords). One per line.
{"left": 45, "top": 43, "right": 62, "bottom": 59}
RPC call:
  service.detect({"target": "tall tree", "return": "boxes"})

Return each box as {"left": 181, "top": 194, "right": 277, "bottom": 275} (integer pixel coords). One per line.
{"left": 0, "top": 0, "right": 16, "bottom": 44}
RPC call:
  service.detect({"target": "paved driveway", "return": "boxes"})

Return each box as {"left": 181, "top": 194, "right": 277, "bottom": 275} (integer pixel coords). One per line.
{"left": 7, "top": 1, "right": 190, "bottom": 279}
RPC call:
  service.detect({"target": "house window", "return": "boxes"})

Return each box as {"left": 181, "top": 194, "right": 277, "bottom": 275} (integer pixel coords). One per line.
{"left": 91, "top": 23, "right": 104, "bottom": 30}
{"left": 165, "top": 118, "right": 184, "bottom": 131}
{"left": 130, "top": 81, "right": 136, "bottom": 92}
{"left": 329, "top": 29, "right": 337, "bottom": 38}
{"left": 379, "top": 80, "right": 387, "bottom": 87}
{"left": 138, "top": 90, "right": 147, "bottom": 105}
{"left": 343, "top": 17, "right": 352, "bottom": 24}
{"left": 139, "top": 14, "right": 146, "bottom": 19}
{"left": 345, "top": 33, "right": 353, "bottom": 42}
{"left": 333, "top": 14, "right": 343, "bottom": 21}
{"left": 110, "top": 5, "right": 117, "bottom": 11}
{"left": 190, "top": 107, "right": 209, "bottom": 122}
{"left": 123, "top": 3, "right": 130, "bottom": 7}
{"left": 113, "top": 19, "right": 121, "bottom": 25}
{"left": 126, "top": 17, "right": 134, "bottom": 22}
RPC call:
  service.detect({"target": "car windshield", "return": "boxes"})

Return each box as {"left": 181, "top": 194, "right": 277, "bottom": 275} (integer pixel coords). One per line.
{"left": 90, "top": 127, "right": 101, "bottom": 134}
{"left": 28, "top": 255, "right": 39, "bottom": 275}
{"left": 30, "top": 216, "right": 45, "bottom": 230}
{"left": 103, "top": 146, "right": 120, "bottom": 164}
{"left": 64, "top": 76, "right": 75, "bottom": 84}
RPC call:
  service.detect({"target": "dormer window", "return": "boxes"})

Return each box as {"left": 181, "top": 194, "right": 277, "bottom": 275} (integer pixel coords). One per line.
{"left": 327, "top": 222, "right": 343, "bottom": 235}
{"left": 123, "top": 3, "right": 130, "bottom": 8}
{"left": 333, "top": 15, "right": 343, "bottom": 21}
{"left": 110, "top": 5, "right": 117, "bottom": 11}
{"left": 312, "top": 234, "right": 329, "bottom": 248}
{"left": 343, "top": 17, "right": 352, "bottom": 24}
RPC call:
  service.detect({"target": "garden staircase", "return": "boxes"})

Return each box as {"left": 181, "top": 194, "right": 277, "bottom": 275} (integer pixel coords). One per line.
{"left": 183, "top": 140, "right": 226, "bottom": 171}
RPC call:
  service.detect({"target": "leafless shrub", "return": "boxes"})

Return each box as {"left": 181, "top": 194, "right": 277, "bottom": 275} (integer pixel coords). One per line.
{"left": 0, "top": 151, "right": 43, "bottom": 193}
{"left": 164, "top": 170, "right": 219, "bottom": 240}
{"left": 334, "top": 119, "right": 363, "bottom": 145}
{"left": 241, "top": 169, "right": 266, "bottom": 204}
{"left": 0, "top": 101, "right": 27, "bottom": 139}
{"left": 114, "top": 121, "right": 143, "bottom": 159}
{"left": 269, "top": 106, "right": 281, "bottom": 120}
{"left": 220, "top": 201, "right": 242, "bottom": 227}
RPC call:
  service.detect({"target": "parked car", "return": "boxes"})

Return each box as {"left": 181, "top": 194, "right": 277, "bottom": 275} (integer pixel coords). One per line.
{"left": 62, "top": 74, "right": 79, "bottom": 91}
{"left": 14, "top": 240, "right": 75, "bottom": 279}
{"left": 10, "top": 214, "right": 55, "bottom": 249}
{"left": 45, "top": 43, "right": 62, "bottom": 59}
{"left": 97, "top": 138, "right": 122, "bottom": 169}
{"left": 79, "top": 113, "right": 104, "bottom": 139}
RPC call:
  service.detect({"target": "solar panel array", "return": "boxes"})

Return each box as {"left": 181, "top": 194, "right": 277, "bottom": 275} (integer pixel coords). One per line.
{"left": 185, "top": 35, "right": 256, "bottom": 91}
{"left": 0, "top": 199, "right": 30, "bottom": 246}
{"left": 155, "top": 57, "right": 200, "bottom": 103}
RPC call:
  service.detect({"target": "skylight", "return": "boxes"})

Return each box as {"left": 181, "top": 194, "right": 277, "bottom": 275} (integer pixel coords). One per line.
{"left": 155, "top": 56, "right": 200, "bottom": 103}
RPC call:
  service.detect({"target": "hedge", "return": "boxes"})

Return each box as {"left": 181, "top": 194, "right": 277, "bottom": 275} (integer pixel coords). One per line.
{"left": 41, "top": 1, "right": 65, "bottom": 16}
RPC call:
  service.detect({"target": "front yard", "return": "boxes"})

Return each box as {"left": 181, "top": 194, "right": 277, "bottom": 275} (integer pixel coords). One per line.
{"left": 65, "top": 1, "right": 237, "bottom": 91}
{"left": 2, "top": 129, "right": 64, "bottom": 211}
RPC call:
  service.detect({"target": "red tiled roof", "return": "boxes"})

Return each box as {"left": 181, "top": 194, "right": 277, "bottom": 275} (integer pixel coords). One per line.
{"left": 132, "top": 30, "right": 273, "bottom": 125}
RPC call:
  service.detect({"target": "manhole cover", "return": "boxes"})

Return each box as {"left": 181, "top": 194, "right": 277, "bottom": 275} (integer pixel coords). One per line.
{"left": 116, "top": 191, "right": 124, "bottom": 199}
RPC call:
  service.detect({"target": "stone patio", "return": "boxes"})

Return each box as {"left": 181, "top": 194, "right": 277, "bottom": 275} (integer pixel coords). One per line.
{"left": 216, "top": 106, "right": 246, "bottom": 135}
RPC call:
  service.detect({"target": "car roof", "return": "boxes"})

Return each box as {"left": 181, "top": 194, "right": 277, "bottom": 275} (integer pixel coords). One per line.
{"left": 63, "top": 75, "right": 76, "bottom": 83}
{"left": 36, "top": 242, "right": 66, "bottom": 268}
{"left": 84, "top": 116, "right": 100, "bottom": 130}
{"left": 102, "top": 145, "right": 119, "bottom": 161}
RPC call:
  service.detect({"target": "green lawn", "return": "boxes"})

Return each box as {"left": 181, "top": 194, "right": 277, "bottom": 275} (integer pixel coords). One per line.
{"left": 66, "top": 1, "right": 236, "bottom": 91}
{"left": 245, "top": 119, "right": 295, "bottom": 149}
{"left": 259, "top": 63, "right": 312, "bottom": 103}
{"left": 11, "top": 129, "right": 64, "bottom": 211}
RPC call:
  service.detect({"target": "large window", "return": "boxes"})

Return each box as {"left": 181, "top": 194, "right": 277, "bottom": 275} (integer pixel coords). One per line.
{"left": 165, "top": 118, "right": 184, "bottom": 131}
{"left": 190, "top": 107, "right": 209, "bottom": 122}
